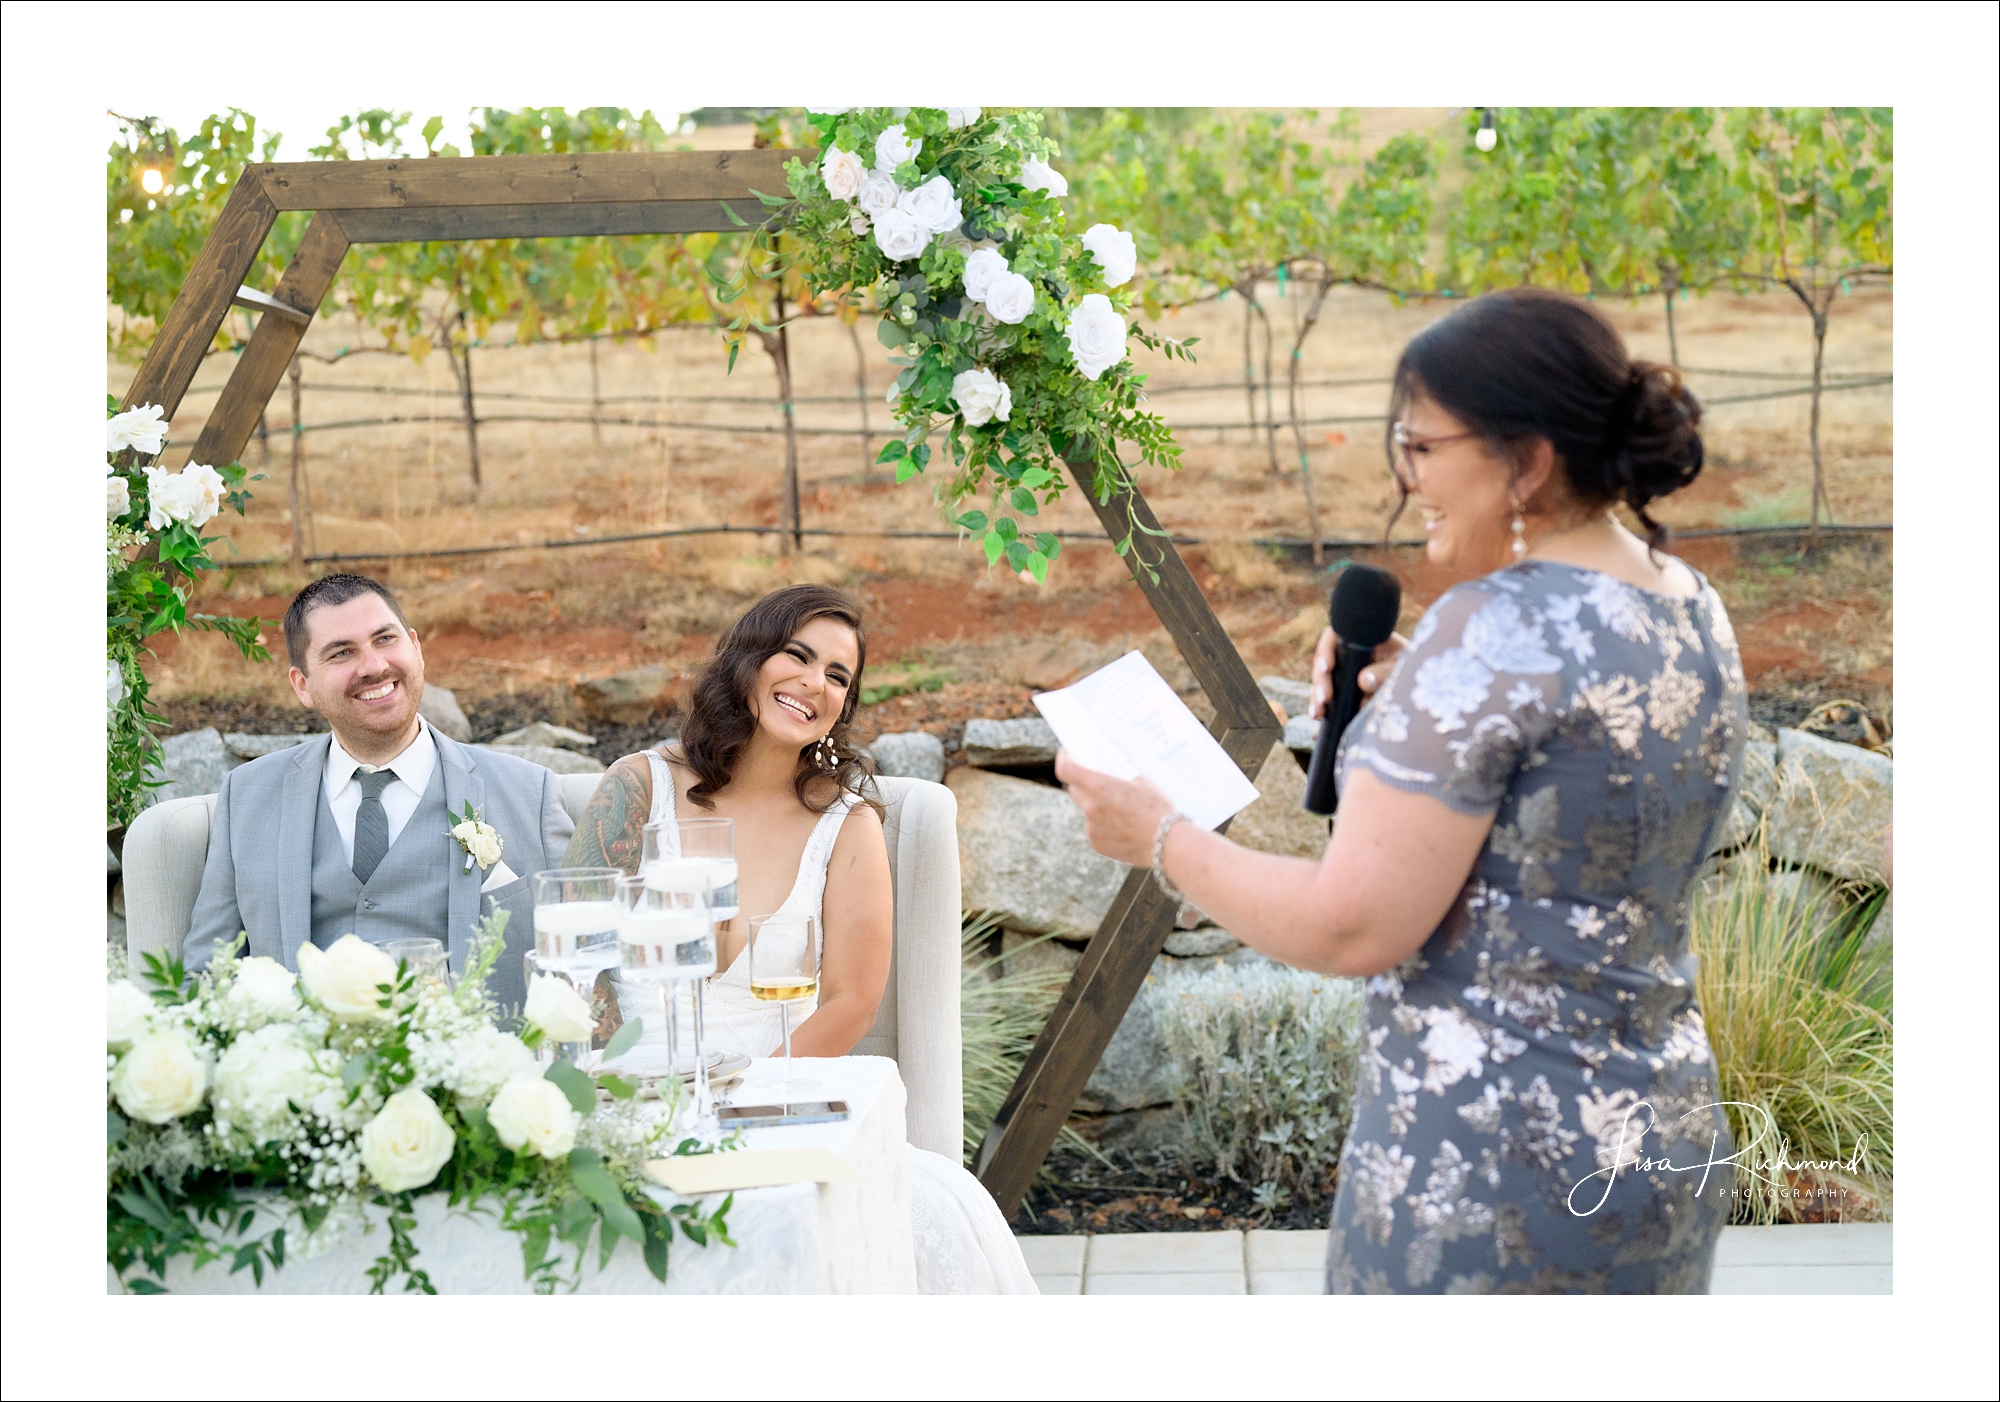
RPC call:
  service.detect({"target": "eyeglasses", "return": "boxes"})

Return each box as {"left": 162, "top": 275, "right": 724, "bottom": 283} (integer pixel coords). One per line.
{"left": 1390, "top": 420, "right": 1481, "bottom": 490}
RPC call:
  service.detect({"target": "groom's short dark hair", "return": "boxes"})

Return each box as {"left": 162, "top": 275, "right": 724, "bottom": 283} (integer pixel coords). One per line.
{"left": 284, "top": 573, "right": 412, "bottom": 671}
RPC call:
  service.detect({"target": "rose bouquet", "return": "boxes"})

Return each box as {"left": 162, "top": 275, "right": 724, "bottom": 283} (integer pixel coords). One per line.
{"left": 107, "top": 913, "right": 733, "bottom": 1294}
{"left": 778, "top": 107, "right": 1194, "bottom": 582}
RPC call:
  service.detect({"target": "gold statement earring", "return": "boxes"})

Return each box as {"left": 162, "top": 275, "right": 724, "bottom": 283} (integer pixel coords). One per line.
{"left": 1510, "top": 503, "right": 1528, "bottom": 559}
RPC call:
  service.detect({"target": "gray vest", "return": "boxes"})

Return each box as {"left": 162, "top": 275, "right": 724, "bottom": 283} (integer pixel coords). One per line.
{"left": 311, "top": 761, "right": 454, "bottom": 949}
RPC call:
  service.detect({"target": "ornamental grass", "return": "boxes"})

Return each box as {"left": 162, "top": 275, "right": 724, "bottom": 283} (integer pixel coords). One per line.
{"left": 1691, "top": 844, "right": 1893, "bottom": 1225}
{"left": 957, "top": 913, "right": 1091, "bottom": 1166}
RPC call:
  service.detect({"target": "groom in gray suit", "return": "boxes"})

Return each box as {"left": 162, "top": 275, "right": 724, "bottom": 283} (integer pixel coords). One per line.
{"left": 184, "top": 573, "right": 572, "bottom": 1010}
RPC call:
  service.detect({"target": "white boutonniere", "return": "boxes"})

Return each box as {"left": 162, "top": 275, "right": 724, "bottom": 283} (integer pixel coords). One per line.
{"left": 446, "top": 801, "right": 503, "bottom": 873}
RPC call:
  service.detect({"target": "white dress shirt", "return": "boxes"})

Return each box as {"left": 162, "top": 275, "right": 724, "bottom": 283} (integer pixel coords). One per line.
{"left": 324, "top": 722, "right": 439, "bottom": 868}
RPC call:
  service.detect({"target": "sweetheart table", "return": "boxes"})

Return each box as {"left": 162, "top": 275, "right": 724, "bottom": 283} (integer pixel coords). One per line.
{"left": 115, "top": 1056, "right": 919, "bottom": 1294}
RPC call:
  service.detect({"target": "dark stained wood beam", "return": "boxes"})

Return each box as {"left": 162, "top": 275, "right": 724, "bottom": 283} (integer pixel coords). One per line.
{"left": 974, "top": 454, "right": 1283, "bottom": 1218}
{"left": 188, "top": 212, "right": 351, "bottom": 471}
{"left": 118, "top": 178, "right": 277, "bottom": 423}
{"left": 248, "top": 148, "right": 804, "bottom": 211}
{"left": 336, "top": 199, "right": 773, "bottom": 244}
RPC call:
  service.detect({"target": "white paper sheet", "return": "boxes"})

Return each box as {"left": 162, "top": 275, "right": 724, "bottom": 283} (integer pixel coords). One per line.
{"left": 1033, "top": 651, "right": 1261, "bottom": 830}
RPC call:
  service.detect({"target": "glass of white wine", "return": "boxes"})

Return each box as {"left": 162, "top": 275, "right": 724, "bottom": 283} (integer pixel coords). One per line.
{"left": 747, "top": 912, "right": 820, "bottom": 1103}
{"left": 617, "top": 873, "right": 720, "bottom": 1135}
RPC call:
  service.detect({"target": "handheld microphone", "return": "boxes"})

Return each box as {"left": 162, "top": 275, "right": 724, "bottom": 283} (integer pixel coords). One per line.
{"left": 1302, "top": 563, "right": 1402, "bottom": 818}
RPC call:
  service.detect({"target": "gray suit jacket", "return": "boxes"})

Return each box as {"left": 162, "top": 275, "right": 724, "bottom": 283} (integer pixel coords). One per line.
{"left": 184, "top": 728, "right": 575, "bottom": 995}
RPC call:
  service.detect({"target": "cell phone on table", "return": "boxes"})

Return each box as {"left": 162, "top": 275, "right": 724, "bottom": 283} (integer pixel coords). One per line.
{"left": 716, "top": 1101, "right": 849, "bottom": 1128}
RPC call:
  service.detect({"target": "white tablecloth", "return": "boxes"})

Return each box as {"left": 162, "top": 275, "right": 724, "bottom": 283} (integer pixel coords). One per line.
{"left": 123, "top": 1056, "right": 918, "bottom": 1295}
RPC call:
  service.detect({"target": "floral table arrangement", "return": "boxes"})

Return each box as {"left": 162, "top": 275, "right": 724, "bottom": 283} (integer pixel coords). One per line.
{"left": 107, "top": 914, "right": 733, "bottom": 1294}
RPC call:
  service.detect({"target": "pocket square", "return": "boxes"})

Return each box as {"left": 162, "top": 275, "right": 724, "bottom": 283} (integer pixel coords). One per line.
{"left": 479, "top": 859, "right": 521, "bottom": 893}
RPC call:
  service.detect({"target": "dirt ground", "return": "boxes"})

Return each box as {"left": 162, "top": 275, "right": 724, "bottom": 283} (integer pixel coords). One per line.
{"left": 111, "top": 128, "right": 1892, "bottom": 741}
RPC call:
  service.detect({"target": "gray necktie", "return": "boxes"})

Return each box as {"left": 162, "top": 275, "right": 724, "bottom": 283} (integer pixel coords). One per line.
{"left": 351, "top": 768, "right": 398, "bottom": 884}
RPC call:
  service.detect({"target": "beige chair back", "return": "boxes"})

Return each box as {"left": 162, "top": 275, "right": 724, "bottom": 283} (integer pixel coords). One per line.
{"left": 122, "top": 770, "right": 964, "bottom": 1159}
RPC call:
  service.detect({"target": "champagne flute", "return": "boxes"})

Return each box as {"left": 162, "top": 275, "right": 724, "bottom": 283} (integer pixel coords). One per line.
{"left": 617, "top": 872, "right": 720, "bottom": 1136}
{"left": 531, "top": 868, "right": 623, "bottom": 1066}
{"left": 747, "top": 913, "right": 820, "bottom": 1103}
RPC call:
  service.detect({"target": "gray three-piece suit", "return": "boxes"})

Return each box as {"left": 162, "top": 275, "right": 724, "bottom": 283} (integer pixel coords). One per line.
{"left": 183, "top": 724, "right": 575, "bottom": 1011}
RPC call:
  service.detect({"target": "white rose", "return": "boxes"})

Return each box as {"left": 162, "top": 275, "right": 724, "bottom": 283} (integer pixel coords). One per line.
{"left": 142, "top": 463, "right": 225, "bottom": 531}
{"left": 898, "top": 174, "right": 962, "bottom": 236}
{"left": 524, "top": 974, "right": 597, "bottom": 1044}
{"left": 464, "top": 825, "right": 502, "bottom": 868}
{"left": 952, "top": 368, "right": 1013, "bottom": 427}
{"left": 849, "top": 211, "right": 872, "bottom": 237}
{"left": 943, "top": 107, "right": 981, "bottom": 131}
{"left": 297, "top": 935, "right": 398, "bottom": 1024}
{"left": 875, "top": 123, "right": 921, "bottom": 171}
{"left": 179, "top": 463, "right": 226, "bottom": 524}
{"left": 1081, "top": 223, "right": 1139, "bottom": 288}
{"left": 108, "top": 980, "right": 152, "bottom": 1049}
{"left": 819, "top": 146, "right": 866, "bottom": 202}
{"left": 212, "top": 1024, "right": 332, "bottom": 1142}
{"left": 1065, "top": 293, "right": 1129, "bottom": 381}
{"left": 107, "top": 659, "right": 126, "bottom": 717}
{"left": 872, "top": 206, "right": 931, "bottom": 262}
{"left": 487, "top": 1076, "right": 579, "bottom": 1160}
{"left": 805, "top": 106, "right": 851, "bottom": 116}
{"left": 447, "top": 1026, "right": 537, "bottom": 1106}
{"left": 107, "top": 472, "right": 130, "bottom": 519}
{"left": 1020, "top": 157, "right": 1068, "bottom": 197}
{"left": 961, "top": 248, "right": 1009, "bottom": 303}
{"left": 224, "top": 956, "right": 299, "bottom": 1024}
{"left": 113, "top": 1029, "right": 208, "bottom": 1124}
{"left": 984, "top": 271, "right": 1036, "bottom": 325}
{"left": 106, "top": 403, "right": 168, "bottom": 456}
{"left": 360, "top": 1088, "right": 457, "bottom": 1192}
{"left": 856, "top": 170, "right": 900, "bottom": 218}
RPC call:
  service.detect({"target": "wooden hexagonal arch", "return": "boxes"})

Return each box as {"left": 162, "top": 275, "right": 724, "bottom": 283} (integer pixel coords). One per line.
{"left": 120, "top": 149, "right": 1281, "bottom": 1218}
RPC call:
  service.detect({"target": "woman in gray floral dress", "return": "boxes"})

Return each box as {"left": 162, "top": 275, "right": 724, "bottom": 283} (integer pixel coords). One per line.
{"left": 1059, "top": 287, "right": 1744, "bottom": 1293}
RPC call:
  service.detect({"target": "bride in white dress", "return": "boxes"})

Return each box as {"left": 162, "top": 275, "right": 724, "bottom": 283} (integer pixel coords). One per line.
{"left": 566, "top": 584, "right": 1035, "bottom": 1295}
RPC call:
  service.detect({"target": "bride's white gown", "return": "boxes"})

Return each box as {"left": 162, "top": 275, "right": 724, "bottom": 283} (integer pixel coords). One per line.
{"left": 644, "top": 752, "right": 1036, "bottom": 1295}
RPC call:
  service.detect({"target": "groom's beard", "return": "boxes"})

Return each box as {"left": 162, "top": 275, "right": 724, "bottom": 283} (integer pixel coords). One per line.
{"left": 328, "top": 665, "right": 423, "bottom": 744}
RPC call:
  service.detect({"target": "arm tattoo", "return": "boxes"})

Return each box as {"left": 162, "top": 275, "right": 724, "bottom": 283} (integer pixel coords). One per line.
{"left": 561, "top": 757, "right": 650, "bottom": 875}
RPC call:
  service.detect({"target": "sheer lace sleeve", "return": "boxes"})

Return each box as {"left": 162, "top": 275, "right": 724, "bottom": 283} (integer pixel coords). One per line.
{"left": 1337, "top": 577, "right": 1568, "bottom": 816}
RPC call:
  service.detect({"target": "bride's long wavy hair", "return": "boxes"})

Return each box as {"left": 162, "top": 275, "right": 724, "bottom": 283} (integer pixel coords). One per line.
{"left": 677, "top": 584, "right": 882, "bottom": 816}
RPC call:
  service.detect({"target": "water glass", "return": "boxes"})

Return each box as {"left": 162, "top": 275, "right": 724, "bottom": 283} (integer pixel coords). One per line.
{"left": 746, "top": 912, "right": 820, "bottom": 1102}
{"left": 675, "top": 817, "right": 740, "bottom": 924}
{"left": 381, "top": 937, "right": 447, "bottom": 988}
{"left": 617, "top": 874, "right": 720, "bottom": 1135}
{"left": 531, "top": 867, "right": 622, "bottom": 998}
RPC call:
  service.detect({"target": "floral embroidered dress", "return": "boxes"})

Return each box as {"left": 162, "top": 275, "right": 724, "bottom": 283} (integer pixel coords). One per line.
{"left": 1325, "top": 560, "right": 1747, "bottom": 1293}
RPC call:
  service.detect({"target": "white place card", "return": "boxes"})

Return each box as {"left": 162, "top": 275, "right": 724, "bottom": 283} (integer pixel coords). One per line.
{"left": 1032, "top": 650, "right": 1260, "bottom": 831}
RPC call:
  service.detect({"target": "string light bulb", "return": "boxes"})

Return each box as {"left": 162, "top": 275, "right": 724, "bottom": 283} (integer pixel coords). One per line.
{"left": 139, "top": 167, "right": 164, "bottom": 195}
{"left": 1475, "top": 109, "right": 1497, "bottom": 153}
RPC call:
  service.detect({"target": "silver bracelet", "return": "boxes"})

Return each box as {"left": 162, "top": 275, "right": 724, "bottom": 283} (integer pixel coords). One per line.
{"left": 1150, "top": 811, "right": 1191, "bottom": 902}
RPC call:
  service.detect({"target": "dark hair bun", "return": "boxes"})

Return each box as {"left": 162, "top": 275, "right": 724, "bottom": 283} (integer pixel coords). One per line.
{"left": 1609, "top": 361, "right": 1704, "bottom": 523}
{"left": 1387, "top": 287, "right": 1708, "bottom": 550}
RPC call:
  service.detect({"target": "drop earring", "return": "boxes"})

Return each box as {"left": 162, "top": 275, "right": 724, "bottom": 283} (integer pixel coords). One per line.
{"left": 1510, "top": 504, "right": 1528, "bottom": 559}
{"left": 816, "top": 736, "right": 836, "bottom": 769}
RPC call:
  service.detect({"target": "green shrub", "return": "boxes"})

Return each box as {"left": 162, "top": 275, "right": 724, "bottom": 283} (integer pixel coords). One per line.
{"left": 1154, "top": 961, "right": 1368, "bottom": 1213}
{"left": 1692, "top": 849, "right": 1892, "bottom": 1223}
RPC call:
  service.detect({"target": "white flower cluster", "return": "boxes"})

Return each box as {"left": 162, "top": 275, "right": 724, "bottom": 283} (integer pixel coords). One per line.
{"left": 450, "top": 818, "right": 503, "bottom": 870}
{"left": 107, "top": 934, "right": 595, "bottom": 1215}
{"left": 106, "top": 403, "right": 168, "bottom": 456}
{"left": 821, "top": 122, "right": 967, "bottom": 263}
{"left": 142, "top": 462, "right": 226, "bottom": 532}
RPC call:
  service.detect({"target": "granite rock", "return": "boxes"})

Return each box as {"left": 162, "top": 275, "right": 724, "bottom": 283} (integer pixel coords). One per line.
{"left": 224, "top": 732, "right": 313, "bottom": 760}
{"left": 962, "top": 716, "right": 1059, "bottom": 769}
{"left": 1766, "top": 729, "right": 1892, "bottom": 883}
{"left": 479, "top": 743, "right": 607, "bottom": 776}
{"left": 574, "top": 665, "right": 675, "bottom": 725}
{"left": 417, "top": 684, "right": 473, "bottom": 742}
{"left": 1164, "top": 927, "right": 1240, "bottom": 958}
{"left": 869, "top": 731, "right": 946, "bottom": 783}
{"left": 1227, "top": 741, "right": 1330, "bottom": 861}
{"left": 492, "top": 721, "right": 597, "bottom": 751}
{"left": 947, "top": 767, "right": 1125, "bottom": 936}
{"left": 144, "top": 728, "right": 241, "bottom": 805}
{"left": 1258, "top": 677, "right": 1313, "bottom": 720}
